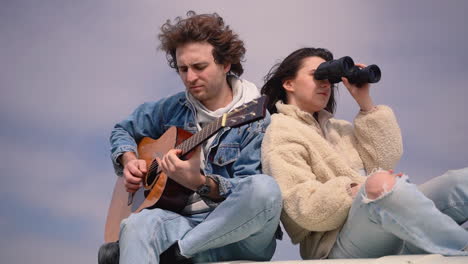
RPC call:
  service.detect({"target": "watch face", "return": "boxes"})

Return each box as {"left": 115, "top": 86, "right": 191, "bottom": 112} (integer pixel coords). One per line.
{"left": 196, "top": 184, "right": 211, "bottom": 195}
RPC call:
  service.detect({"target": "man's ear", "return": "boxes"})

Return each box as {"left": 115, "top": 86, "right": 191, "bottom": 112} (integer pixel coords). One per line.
{"left": 282, "top": 79, "right": 295, "bottom": 92}
{"left": 224, "top": 63, "right": 231, "bottom": 73}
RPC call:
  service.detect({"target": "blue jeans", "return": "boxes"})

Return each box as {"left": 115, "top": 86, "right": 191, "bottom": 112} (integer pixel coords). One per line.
{"left": 329, "top": 167, "right": 468, "bottom": 258}
{"left": 119, "top": 175, "right": 282, "bottom": 263}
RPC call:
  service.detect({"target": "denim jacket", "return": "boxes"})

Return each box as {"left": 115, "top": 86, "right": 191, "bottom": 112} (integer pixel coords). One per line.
{"left": 110, "top": 92, "right": 270, "bottom": 198}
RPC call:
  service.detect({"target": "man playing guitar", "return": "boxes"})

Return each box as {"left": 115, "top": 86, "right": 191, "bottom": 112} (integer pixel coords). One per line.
{"left": 100, "top": 11, "right": 282, "bottom": 264}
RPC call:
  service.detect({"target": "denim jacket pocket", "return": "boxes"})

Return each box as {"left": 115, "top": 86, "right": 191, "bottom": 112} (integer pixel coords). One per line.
{"left": 212, "top": 143, "right": 240, "bottom": 166}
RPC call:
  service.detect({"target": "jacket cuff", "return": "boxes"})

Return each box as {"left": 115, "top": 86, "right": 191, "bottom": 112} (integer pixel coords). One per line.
{"left": 206, "top": 174, "right": 234, "bottom": 197}
{"left": 111, "top": 145, "right": 137, "bottom": 176}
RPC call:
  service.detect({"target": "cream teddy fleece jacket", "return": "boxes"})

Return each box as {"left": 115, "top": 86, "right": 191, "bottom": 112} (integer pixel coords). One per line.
{"left": 261, "top": 102, "right": 403, "bottom": 259}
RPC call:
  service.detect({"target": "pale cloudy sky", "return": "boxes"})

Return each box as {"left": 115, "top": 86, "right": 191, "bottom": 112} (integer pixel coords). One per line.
{"left": 1, "top": 0, "right": 467, "bottom": 263}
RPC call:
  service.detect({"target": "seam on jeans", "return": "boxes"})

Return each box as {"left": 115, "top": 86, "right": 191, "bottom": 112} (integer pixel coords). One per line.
{"left": 371, "top": 203, "right": 420, "bottom": 250}
{"left": 187, "top": 201, "right": 281, "bottom": 253}
{"left": 438, "top": 201, "right": 468, "bottom": 215}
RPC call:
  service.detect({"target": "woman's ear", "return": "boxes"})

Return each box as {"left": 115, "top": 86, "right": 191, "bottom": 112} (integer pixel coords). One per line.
{"left": 283, "top": 79, "right": 295, "bottom": 92}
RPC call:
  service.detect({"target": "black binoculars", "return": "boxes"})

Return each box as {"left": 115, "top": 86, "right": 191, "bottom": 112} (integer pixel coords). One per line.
{"left": 314, "top": 56, "right": 381, "bottom": 86}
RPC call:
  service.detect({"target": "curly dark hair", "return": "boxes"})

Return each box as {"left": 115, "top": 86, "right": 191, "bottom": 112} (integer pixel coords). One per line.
{"left": 158, "top": 11, "right": 246, "bottom": 76}
{"left": 261, "top": 48, "right": 337, "bottom": 114}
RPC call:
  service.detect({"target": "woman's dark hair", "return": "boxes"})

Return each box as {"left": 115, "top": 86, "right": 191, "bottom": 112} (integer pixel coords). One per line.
{"left": 158, "top": 11, "right": 246, "bottom": 76}
{"left": 261, "top": 48, "right": 337, "bottom": 114}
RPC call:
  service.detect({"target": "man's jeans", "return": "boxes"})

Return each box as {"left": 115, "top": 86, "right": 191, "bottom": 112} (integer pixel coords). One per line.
{"left": 119, "top": 175, "right": 282, "bottom": 263}
{"left": 329, "top": 167, "right": 468, "bottom": 258}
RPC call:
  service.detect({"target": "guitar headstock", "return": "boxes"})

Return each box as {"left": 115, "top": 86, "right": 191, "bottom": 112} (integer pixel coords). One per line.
{"left": 224, "top": 95, "right": 267, "bottom": 128}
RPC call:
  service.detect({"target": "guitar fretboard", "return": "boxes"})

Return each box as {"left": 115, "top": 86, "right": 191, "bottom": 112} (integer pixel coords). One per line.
{"left": 177, "top": 116, "right": 223, "bottom": 156}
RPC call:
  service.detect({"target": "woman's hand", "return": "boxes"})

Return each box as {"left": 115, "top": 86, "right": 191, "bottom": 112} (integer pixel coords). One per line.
{"left": 349, "top": 183, "right": 362, "bottom": 198}
{"left": 341, "top": 63, "right": 375, "bottom": 112}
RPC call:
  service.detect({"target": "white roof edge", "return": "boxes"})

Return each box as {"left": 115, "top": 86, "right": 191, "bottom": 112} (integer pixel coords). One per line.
{"left": 211, "top": 254, "right": 468, "bottom": 264}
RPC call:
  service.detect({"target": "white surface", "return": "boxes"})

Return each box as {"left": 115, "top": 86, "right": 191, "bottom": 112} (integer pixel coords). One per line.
{"left": 213, "top": 254, "right": 468, "bottom": 264}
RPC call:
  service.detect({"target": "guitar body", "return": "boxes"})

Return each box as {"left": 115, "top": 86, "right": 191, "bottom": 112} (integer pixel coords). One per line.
{"left": 104, "top": 126, "right": 194, "bottom": 242}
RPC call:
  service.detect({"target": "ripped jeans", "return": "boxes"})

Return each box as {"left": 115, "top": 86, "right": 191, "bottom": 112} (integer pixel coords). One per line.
{"left": 329, "top": 167, "right": 468, "bottom": 258}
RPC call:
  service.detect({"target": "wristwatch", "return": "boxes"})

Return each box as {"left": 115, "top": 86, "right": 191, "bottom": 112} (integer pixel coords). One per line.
{"left": 196, "top": 176, "right": 211, "bottom": 196}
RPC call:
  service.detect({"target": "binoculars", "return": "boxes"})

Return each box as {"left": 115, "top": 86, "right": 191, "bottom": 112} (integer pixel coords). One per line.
{"left": 314, "top": 56, "right": 381, "bottom": 86}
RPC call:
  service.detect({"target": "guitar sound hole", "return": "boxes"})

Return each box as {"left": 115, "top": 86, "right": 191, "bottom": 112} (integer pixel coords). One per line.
{"left": 145, "top": 160, "right": 160, "bottom": 187}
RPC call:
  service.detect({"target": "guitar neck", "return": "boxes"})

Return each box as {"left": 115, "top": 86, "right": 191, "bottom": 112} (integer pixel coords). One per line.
{"left": 176, "top": 117, "right": 223, "bottom": 156}
{"left": 174, "top": 96, "right": 267, "bottom": 156}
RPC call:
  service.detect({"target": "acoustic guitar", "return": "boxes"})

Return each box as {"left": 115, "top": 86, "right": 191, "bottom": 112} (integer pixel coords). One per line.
{"left": 104, "top": 96, "right": 267, "bottom": 242}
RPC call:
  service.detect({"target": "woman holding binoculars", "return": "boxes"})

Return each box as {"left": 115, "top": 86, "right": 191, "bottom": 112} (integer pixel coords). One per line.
{"left": 261, "top": 47, "right": 468, "bottom": 259}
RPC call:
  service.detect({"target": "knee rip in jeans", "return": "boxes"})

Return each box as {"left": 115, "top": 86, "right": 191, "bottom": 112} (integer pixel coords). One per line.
{"left": 362, "top": 168, "right": 398, "bottom": 204}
